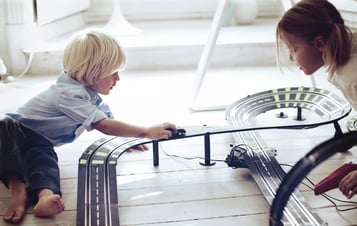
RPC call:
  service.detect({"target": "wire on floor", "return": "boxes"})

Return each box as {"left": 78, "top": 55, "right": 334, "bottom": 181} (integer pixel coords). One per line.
{"left": 280, "top": 163, "right": 357, "bottom": 212}
{"left": 158, "top": 143, "right": 357, "bottom": 212}
{"left": 158, "top": 143, "right": 226, "bottom": 164}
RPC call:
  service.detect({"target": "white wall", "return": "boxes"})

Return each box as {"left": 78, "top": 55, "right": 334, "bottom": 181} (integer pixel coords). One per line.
{"left": 0, "top": 0, "right": 89, "bottom": 75}
{"left": 1, "top": 0, "right": 355, "bottom": 75}
{"left": 0, "top": 0, "right": 357, "bottom": 74}
{"left": 85, "top": 0, "right": 283, "bottom": 23}
{"left": 0, "top": 0, "right": 7, "bottom": 65}
{"left": 0, "top": 0, "right": 283, "bottom": 75}
{"left": 329, "top": 0, "right": 357, "bottom": 29}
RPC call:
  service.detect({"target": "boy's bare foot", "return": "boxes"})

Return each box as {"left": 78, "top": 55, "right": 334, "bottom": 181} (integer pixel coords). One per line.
{"left": 3, "top": 176, "right": 28, "bottom": 223}
{"left": 33, "top": 189, "right": 65, "bottom": 218}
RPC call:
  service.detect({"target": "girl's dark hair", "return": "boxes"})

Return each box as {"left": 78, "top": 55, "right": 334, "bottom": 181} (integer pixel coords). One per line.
{"left": 276, "top": 0, "right": 352, "bottom": 75}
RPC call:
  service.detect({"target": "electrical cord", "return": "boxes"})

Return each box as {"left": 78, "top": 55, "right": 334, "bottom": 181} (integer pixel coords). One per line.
{"left": 158, "top": 142, "right": 226, "bottom": 163}
{"left": 280, "top": 163, "right": 357, "bottom": 212}
{"left": 0, "top": 52, "right": 34, "bottom": 83}
{"left": 159, "top": 142, "right": 259, "bottom": 167}
{"left": 158, "top": 142, "right": 357, "bottom": 213}
{"left": 270, "top": 132, "right": 357, "bottom": 226}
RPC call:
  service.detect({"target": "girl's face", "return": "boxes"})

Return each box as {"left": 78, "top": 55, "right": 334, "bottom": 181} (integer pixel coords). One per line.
{"left": 282, "top": 32, "right": 325, "bottom": 75}
{"left": 90, "top": 72, "right": 120, "bottom": 95}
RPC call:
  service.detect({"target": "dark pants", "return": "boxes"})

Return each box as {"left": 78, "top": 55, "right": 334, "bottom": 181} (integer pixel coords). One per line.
{"left": 0, "top": 115, "right": 61, "bottom": 203}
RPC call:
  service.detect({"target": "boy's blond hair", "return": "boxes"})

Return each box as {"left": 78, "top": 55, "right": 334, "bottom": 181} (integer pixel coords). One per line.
{"left": 63, "top": 28, "right": 127, "bottom": 86}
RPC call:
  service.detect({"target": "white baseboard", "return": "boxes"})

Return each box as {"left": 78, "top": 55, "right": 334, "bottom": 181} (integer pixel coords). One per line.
{"left": 86, "top": 0, "right": 284, "bottom": 23}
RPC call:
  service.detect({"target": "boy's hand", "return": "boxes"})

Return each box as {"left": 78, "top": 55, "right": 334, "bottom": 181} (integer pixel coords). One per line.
{"left": 146, "top": 122, "right": 177, "bottom": 140}
{"left": 129, "top": 144, "right": 149, "bottom": 151}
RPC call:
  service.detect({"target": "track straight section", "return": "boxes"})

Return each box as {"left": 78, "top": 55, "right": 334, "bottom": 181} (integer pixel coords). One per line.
{"left": 76, "top": 136, "right": 150, "bottom": 226}
{"left": 226, "top": 87, "right": 351, "bottom": 226}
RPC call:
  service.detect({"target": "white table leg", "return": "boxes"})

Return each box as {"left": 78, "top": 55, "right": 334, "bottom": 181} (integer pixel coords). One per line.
{"left": 104, "top": 0, "right": 141, "bottom": 36}
{"left": 191, "top": 0, "right": 230, "bottom": 111}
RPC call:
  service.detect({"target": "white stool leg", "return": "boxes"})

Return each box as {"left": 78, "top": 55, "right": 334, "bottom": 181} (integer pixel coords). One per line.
{"left": 191, "top": 0, "right": 230, "bottom": 111}
{"left": 104, "top": 0, "right": 141, "bottom": 35}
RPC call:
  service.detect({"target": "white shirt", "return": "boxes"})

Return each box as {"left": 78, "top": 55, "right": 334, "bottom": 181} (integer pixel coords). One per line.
{"left": 328, "top": 32, "right": 357, "bottom": 110}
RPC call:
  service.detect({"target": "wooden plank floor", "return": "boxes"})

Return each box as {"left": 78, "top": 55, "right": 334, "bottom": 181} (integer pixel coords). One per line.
{"left": 0, "top": 68, "right": 356, "bottom": 225}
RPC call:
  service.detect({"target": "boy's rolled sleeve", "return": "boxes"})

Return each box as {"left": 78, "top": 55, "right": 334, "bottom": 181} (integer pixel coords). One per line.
{"left": 58, "top": 94, "right": 108, "bottom": 131}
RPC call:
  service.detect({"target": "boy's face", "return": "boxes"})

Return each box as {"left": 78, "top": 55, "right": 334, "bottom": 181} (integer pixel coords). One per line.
{"left": 90, "top": 72, "right": 120, "bottom": 95}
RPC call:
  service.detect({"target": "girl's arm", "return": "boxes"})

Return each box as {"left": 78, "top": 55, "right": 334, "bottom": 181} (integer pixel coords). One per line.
{"left": 92, "top": 118, "right": 176, "bottom": 140}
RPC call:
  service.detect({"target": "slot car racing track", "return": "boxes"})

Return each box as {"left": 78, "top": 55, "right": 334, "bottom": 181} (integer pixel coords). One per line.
{"left": 76, "top": 87, "right": 351, "bottom": 226}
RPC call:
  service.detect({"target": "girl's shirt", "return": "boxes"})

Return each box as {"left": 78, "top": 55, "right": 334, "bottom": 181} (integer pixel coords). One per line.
{"left": 328, "top": 32, "right": 357, "bottom": 110}
{"left": 7, "top": 71, "right": 113, "bottom": 146}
